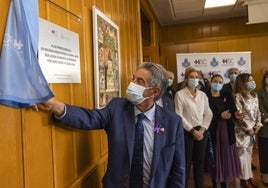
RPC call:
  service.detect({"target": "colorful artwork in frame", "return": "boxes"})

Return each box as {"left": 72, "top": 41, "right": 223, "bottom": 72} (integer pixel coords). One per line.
{"left": 92, "top": 6, "right": 121, "bottom": 108}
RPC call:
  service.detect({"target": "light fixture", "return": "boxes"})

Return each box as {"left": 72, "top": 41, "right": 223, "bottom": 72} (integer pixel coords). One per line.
{"left": 205, "top": 0, "right": 237, "bottom": 8}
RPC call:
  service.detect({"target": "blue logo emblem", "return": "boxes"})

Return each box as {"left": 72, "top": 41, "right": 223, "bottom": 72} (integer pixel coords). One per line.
{"left": 182, "top": 58, "right": 190, "bottom": 67}
{"left": 237, "top": 57, "right": 246, "bottom": 66}
{"left": 210, "top": 57, "right": 218, "bottom": 67}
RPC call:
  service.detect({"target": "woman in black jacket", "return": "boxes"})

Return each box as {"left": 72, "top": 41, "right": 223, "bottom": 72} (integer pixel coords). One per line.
{"left": 206, "top": 74, "right": 241, "bottom": 188}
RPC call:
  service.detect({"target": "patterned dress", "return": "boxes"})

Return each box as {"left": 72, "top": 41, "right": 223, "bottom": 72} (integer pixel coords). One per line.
{"left": 234, "top": 93, "right": 262, "bottom": 148}
{"left": 233, "top": 92, "right": 263, "bottom": 180}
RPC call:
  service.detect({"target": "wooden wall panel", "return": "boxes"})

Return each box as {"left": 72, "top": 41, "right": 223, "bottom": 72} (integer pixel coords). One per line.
{"left": 81, "top": 5, "right": 94, "bottom": 108}
{"left": 52, "top": 127, "right": 76, "bottom": 187}
{"left": 189, "top": 41, "right": 218, "bottom": 53}
{"left": 0, "top": 0, "right": 9, "bottom": 48}
{"left": 129, "top": 0, "right": 140, "bottom": 68}
{"left": 0, "top": 106, "right": 23, "bottom": 188}
{"left": 248, "top": 36, "right": 268, "bottom": 86}
{"left": 74, "top": 130, "right": 103, "bottom": 175}
{"left": 160, "top": 17, "right": 268, "bottom": 43}
{"left": 23, "top": 110, "right": 54, "bottom": 188}
{"left": 218, "top": 38, "right": 250, "bottom": 52}
{"left": 164, "top": 44, "right": 189, "bottom": 85}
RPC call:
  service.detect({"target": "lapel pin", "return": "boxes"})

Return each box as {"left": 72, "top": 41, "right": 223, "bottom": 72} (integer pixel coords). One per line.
{"left": 154, "top": 123, "right": 165, "bottom": 133}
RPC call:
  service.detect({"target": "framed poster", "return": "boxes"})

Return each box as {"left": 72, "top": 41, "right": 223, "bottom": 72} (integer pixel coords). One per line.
{"left": 92, "top": 6, "right": 121, "bottom": 108}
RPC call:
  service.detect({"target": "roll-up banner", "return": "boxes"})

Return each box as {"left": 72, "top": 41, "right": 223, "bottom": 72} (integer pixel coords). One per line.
{"left": 176, "top": 52, "right": 251, "bottom": 83}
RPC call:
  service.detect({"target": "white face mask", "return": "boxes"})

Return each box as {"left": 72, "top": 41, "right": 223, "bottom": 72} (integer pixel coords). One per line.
{"left": 126, "top": 82, "right": 150, "bottom": 105}
{"left": 167, "top": 79, "right": 173, "bottom": 87}
{"left": 229, "top": 74, "right": 237, "bottom": 83}
{"left": 247, "top": 81, "right": 256, "bottom": 90}
{"left": 188, "top": 78, "right": 199, "bottom": 88}
{"left": 211, "top": 83, "right": 223, "bottom": 91}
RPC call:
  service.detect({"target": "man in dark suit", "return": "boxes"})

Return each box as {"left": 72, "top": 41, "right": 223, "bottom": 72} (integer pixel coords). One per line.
{"left": 156, "top": 70, "right": 175, "bottom": 112}
{"left": 161, "top": 94, "right": 175, "bottom": 111}
{"left": 34, "top": 62, "right": 185, "bottom": 188}
{"left": 164, "top": 71, "right": 176, "bottom": 99}
{"left": 221, "top": 67, "right": 239, "bottom": 96}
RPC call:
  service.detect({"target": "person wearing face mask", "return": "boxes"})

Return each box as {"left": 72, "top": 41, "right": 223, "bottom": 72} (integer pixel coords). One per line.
{"left": 206, "top": 74, "right": 241, "bottom": 188}
{"left": 174, "top": 67, "right": 213, "bottom": 188}
{"left": 222, "top": 68, "right": 258, "bottom": 172}
{"left": 164, "top": 71, "right": 176, "bottom": 99}
{"left": 197, "top": 70, "right": 210, "bottom": 93}
{"left": 156, "top": 70, "right": 175, "bottom": 112}
{"left": 221, "top": 67, "right": 239, "bottom": 96}
{"left": 32, "top": 62, "right": 186, "bottom": 188}
{"left": 256, "top": 71, "right": 268, "bottom": 187}
{"left": 233, "top": 73, "right": 263, "bottom": 188}
{"left": 176, "top": 68, "right": 210, "bottom": 93}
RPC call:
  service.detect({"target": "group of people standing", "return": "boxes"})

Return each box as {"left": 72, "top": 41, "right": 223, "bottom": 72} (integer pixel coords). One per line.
{"left": 172, "top": 66, "right": 268, "bottom": 188}
{"left": 33, "top": 62, "right": 268, "bottom": 188}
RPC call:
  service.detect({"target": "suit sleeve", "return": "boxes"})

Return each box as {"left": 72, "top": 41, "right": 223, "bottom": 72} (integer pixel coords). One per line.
{"left": 51, "top": 100, "right": 114, "bottom": 130}
{"left": 168, "top": 117, "right": 186, "bottom": 188}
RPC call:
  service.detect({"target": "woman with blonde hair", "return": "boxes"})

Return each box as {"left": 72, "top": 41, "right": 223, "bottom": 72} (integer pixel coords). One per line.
{"left": 174, "top": 67, "right": 213, "bottom": 188}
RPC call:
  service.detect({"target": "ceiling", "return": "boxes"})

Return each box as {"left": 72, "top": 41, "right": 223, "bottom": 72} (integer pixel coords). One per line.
{"left": 147, "top": 0, "right": 248, "bottom": 26}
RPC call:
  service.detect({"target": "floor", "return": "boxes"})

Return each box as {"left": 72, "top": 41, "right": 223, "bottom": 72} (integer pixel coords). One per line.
{"left": 188, "top": 148, "right": 265, "bottom": 188}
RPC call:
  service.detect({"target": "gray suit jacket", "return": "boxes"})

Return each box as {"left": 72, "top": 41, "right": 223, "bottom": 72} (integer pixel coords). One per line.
{"left": 53, "top": 98, "right": 185, "bottom": 188}
{"left": 257, "top": 88, "right": 268, "bottom": 138}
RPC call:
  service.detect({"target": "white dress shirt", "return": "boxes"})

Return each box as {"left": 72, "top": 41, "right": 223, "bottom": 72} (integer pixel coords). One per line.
{"left": 174, "top": 87, "right": 212, "bottom": 131}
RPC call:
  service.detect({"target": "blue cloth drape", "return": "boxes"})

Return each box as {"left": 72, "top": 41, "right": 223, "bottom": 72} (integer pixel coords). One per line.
{"left": 0, "top": 0, "right": 54, "bottom": 108}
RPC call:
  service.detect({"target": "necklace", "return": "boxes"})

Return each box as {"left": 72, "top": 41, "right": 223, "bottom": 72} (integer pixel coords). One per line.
{"left": 211, "top": 91, "right": 220, "bottom": 97}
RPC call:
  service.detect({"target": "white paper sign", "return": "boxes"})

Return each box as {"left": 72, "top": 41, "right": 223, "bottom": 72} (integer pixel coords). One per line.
{"left": 38, "top": 18, "right": 81, "bottom": 83}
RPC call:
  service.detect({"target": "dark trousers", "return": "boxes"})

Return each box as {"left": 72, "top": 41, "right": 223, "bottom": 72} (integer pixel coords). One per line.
{"left": 258, "top": 137, "right": 268, "bottom": 173}
{"left": 212, "top": 179, "right": 228, "bottom": 188}
{"left": 184, "top": 128, "right": 208, "bottom": 188}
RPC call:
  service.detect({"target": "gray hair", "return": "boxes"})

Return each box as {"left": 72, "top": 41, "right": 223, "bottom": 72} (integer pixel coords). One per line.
{"left": 137, "top": 62, "right": 167, "bottom": 101}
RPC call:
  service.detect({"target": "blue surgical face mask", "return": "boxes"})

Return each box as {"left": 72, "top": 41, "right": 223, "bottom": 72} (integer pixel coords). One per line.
{"left": 126, "top": 82, "right": 150, "bottom": 105}
{"left": 247, "top": 81, "right": 256, "bottom": 90}
{"left": 188, "top": 78, "right": 199, "bottom": 88}
{"left": 229, "top": 74, "right": 237, "bottom": 83}
{"left": 167, "top": 79, "right": 173, "bottom": 87}
{"left": 211, "top": 83, "right": 223, "bottom": 91}
{"left": 266, "top": 78, "right": 268, "bottom": 86}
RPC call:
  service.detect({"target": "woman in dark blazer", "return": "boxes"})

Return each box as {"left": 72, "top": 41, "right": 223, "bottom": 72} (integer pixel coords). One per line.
{"left": 257, "top": 71, "right": 268, "bottom": 187}
{"left": 206, "top": 74, "right": 241, "bottom": 188}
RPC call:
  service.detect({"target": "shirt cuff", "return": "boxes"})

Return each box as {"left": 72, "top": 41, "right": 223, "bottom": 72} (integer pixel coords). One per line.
{"left": 53, "top": 104, "right": 67, "bottom": 120}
